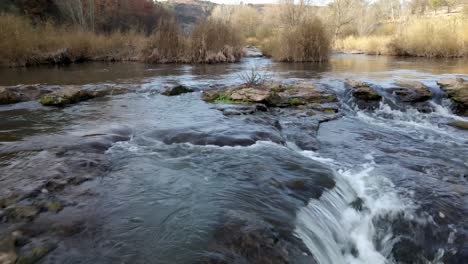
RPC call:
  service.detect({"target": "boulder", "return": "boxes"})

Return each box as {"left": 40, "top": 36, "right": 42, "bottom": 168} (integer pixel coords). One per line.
{"left": 40, "top": 86, "right": 95, "bottom": 106}
{"left": 345, "top": 80, "right": 382, "bottom": 101}
{"left": 0, "top": 87, "right": 21, "bottom": 105}
{"left": 391, "top": 80, "right": 432, "bottom": 103}
{"left": 437, "top": 78, "right": 468, "bottom": 116}
{"left": 161, "top": 85, "right": 194, "bottom": 96}
{"left": 448, "top": 121, "right": 468, "bottom": 130}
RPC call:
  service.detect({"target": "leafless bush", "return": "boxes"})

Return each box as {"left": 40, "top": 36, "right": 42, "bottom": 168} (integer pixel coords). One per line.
{"left": 238, "top": 66, "right": 270, "bottom": 87}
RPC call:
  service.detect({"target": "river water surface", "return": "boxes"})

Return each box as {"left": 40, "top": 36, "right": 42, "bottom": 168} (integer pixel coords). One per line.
{"left": 0, "top": 54, "right": 467, "bottom": 264}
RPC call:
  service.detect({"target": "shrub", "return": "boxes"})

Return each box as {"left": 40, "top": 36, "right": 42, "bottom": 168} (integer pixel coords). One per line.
{"left": 144, "top": 18, "right": 187, "bottom": 63}
{"left": 265, "top": 17, "right": 330, "bottom": 62}
{"left": 189, "top": 18, "right": 243, "bottom": 63}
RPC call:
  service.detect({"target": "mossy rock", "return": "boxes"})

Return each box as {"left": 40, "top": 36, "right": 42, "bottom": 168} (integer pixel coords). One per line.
{"left": 5, "top": 205, "right": 40, "bottom": 221}
{"left": 16, "top": 242, "right": 57, "bottom": 264}
{"left": 44, "top": 201, "right": 64, "bottom": 213}
{"left": 40, "top": 86, "right": 94, "bottom": 107}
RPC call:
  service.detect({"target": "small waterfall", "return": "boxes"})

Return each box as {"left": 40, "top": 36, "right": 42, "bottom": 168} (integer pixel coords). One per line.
{"left": 295, "top": 152, "right": 413, "bottom": 264}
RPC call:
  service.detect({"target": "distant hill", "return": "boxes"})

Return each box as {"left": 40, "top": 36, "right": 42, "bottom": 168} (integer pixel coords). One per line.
{"left": 164, "top": 0, "right": 217, "bottom": 30}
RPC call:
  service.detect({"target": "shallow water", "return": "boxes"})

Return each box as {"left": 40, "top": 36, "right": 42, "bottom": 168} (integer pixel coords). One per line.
{"left": 0, "top": 54, "right": 467, "bottom": 264}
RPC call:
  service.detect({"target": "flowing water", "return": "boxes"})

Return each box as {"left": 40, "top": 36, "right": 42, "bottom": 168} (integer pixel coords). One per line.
{"left": 0, "top": 54, "right": 467, "bottom": 264}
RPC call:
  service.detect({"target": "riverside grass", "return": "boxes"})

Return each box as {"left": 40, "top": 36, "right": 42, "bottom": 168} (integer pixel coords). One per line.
{"left": 0, "top": 14, "right": 243, "bottom": 67}
{"left": 335, "top": 17, "right": 468, "bottom": 58}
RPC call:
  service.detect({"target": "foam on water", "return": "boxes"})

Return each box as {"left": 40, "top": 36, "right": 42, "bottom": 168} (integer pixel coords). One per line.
{"left": 296, "top": 152, "right": 414, "bottom": 264}
{"left": 353, "top": 101, "right": 467, "bottom": 143}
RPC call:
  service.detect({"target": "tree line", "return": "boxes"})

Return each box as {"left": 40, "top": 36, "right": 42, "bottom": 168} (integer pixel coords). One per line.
{"left": 0, "top": 0, "right": 171, "bottom": 34}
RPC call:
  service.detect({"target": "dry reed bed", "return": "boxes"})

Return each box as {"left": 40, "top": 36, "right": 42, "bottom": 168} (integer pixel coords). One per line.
{"left": 335, "top": 17, "right": 468, "bottom": 58}
{"left": 0, "top": 15, "right": 243, "bottom": 67}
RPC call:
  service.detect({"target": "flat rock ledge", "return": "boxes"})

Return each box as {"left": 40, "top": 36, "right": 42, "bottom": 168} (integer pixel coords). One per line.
{"left": 202, "top": 82, "right": 337, "bottom": 108}
{"left": 0, "top": 84, "right": 130, "bottom": 107}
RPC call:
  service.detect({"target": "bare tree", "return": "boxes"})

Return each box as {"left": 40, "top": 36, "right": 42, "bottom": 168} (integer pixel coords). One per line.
{"left": 328, "top": 0, "right": 363, "bottom": 40}
{"left": 54, "top": 0, "right": 95, "bottom": 31}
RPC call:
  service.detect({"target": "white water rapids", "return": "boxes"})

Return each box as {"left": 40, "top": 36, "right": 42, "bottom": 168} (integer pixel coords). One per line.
{"left": 294, "top": 100, "right": 466, "bottom": 264}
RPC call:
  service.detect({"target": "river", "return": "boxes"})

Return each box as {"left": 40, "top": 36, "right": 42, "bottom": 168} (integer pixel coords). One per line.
{"left": 0, "top": 54, "right": 467, "bottom": 264}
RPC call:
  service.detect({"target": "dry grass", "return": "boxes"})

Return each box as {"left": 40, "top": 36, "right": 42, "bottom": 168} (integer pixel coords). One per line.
{"left": 389, "top": 17, "right": 468, "bottom": 58}
{"left": 335, "top": 35, "right": 392, "bottom": 55}
{"left": 144, "top": 18, "right": 243, "bottom": 64}
{"left": 0, "top": 14, "right": 146, "bottom": 66}
{"left": 335, "top": 17, "right": 468, "bottom": 58}
{"left": 0, "top": 14, "right": 243, "bottom": 67}
{"left": 263, "top": 17, "right": 330, "bottom": 62}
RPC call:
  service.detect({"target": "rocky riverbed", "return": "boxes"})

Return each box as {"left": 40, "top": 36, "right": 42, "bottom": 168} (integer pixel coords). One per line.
{"left": 0, "top": 55, "right": 467, "bottom": 264}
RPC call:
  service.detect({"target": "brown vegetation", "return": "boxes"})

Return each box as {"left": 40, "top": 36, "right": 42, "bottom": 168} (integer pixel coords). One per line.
{"left": 0, "top": 14, "right": 243, "bottom": 67}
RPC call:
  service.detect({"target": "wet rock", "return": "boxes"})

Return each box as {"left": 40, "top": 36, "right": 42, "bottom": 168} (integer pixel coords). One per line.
{"left": 4, "top": 205, "right": 40, "bottom": 221}
{"left": 448, "top": 121, "right": 468, "bottom": 130}
{"left": 161, "top": 85, "right": 194, "bottom": 96}
{"left": 230, "top": 87, "right": 270, "bottom": 102}
{"left": 0, "top": 87, "right": 21, "bottom": 105}
{"left": 16, "top": 242, "right": 57, "bottom": 264}
{"left": 390, "top": 80, "right": 432, "bottom": 103}
{"left": 201, "top": 211, "right": 316, "bottom": 264}
{"left": 437, "top": 78, "right": 468, "bottom": 116}
{"left": 203, "top": 82, "right": 337, "bottom": 108}
{"left": 43, "top": 200, "right": 64, "bottom": 213}
{"left": 40, "top": 86, "right": 95, "bottom": 107}
{"left": 0, "top": 235, "right": 17, "bottom": 264}
{"left": 217, "top": 104, "right": 268, "bottom": 116}
{"left": 349, "top": 197, "right": 365, "bottom": 211}
{"left": 55, "top": 221, "right": 85, "bottom": 237}
{"left": 345, "top": 80, "right": 382, "bottom": 101}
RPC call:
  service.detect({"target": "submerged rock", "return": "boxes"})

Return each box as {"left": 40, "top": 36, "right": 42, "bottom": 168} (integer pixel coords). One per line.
{"left": 448, "top": 121, "right": 468, "bottom": 130}
{"left": 390, "top": 80, "right": 432, "bottom": 103}
{"left": 161, "top": 85, "right": 194, "bottom": 96}
{"left": 0, "top": 87, "right": 21, "bottom": 105}
{"left": 40, "top": 86, "right": 95, "bottom": 106}
{"left": 0, "top": 235, "right": 17, "bottom": 264}
{"left": 16, "top": 242, "right": 57, "bottom": 264}
{"left": 4, "top": 205, "right": 40, "bottom": 221}
{"left": 437, "top": 78, "right": 468, "bottom": 116}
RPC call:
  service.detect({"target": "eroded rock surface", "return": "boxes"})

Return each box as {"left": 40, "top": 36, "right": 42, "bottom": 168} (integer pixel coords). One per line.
{"left": 437, "top": 78, "right": 468, "bottom": 116}
{"left": 344, "top": 80, "right": 382, "bottom": 109}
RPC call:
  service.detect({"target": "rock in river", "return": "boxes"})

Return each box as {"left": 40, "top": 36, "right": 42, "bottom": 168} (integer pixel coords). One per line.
{"left": 203, "top": 82, "right": 337, "bottom": 107}
{"left": 40, "top": 86, "right": 95, "bottom": 106}
{"left": 390, "top": 80, "right": 432, "bottom": 103}
{"left": 0, "top": 87, "right": 21, "bottom": 105}
{"left": 161, "top": 85, "right": 194, "bottom": 96}
{"left": 345, "top": 80, "right": 382, "bottom": 101}
{"left": 437, "top": 78, "right": 468, "bottom": 116}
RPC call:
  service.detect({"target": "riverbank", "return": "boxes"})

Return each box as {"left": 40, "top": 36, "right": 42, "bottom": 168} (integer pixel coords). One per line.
{"left": 0, "top": 15, "right": 243, "bottom": 67}
{"left": 334, "top": 16, "right": 468, "bottom": 58}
